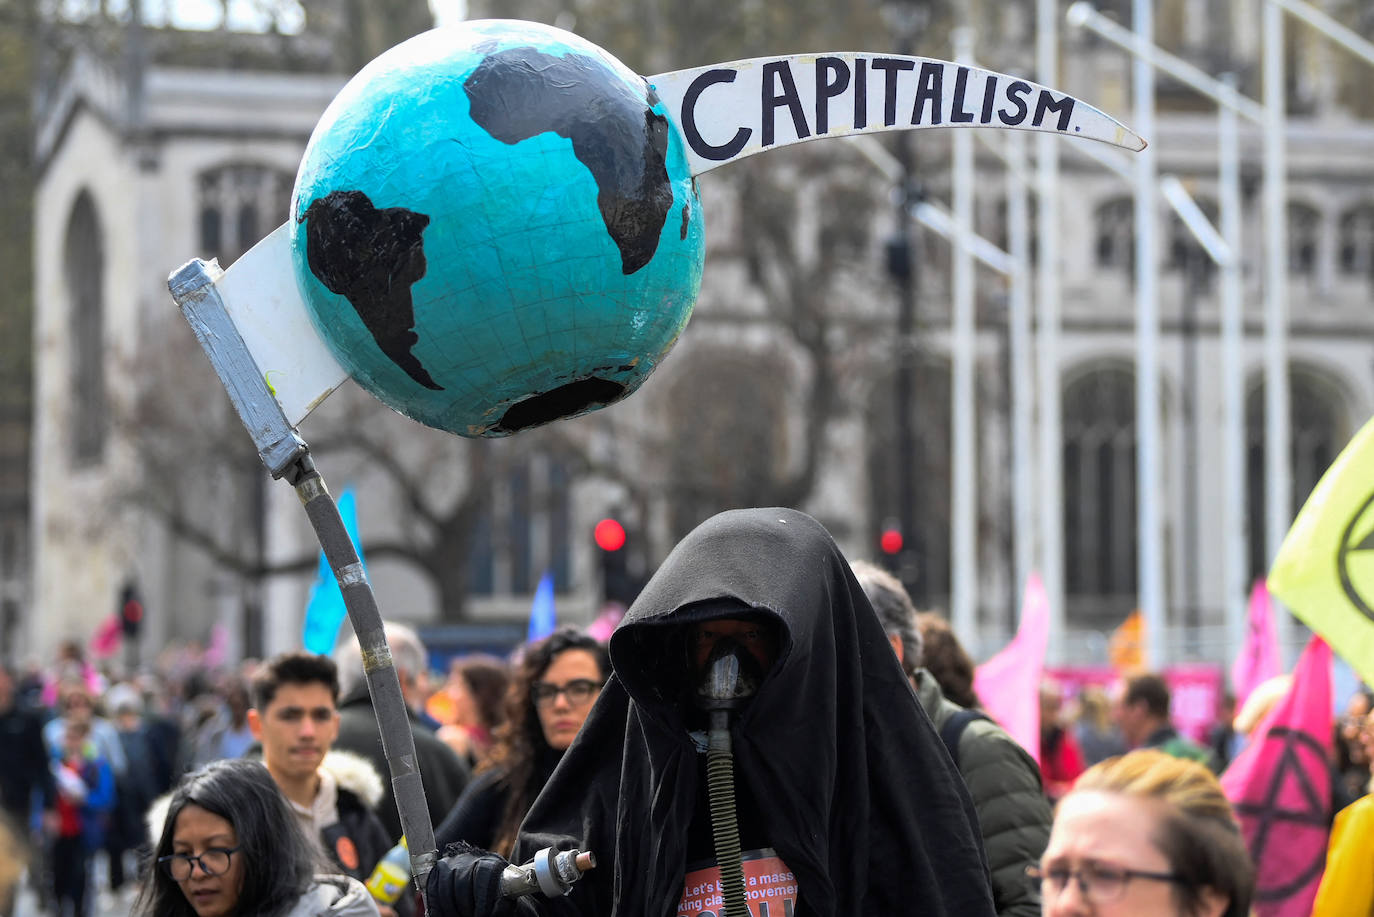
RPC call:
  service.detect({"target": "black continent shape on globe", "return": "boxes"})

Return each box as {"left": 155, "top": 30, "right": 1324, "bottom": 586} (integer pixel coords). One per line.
{"left": 300, "top": 189, "right": 443, "bottom": 390}
{"left": 464, "top": 46, "right": 674, "bottom": 275}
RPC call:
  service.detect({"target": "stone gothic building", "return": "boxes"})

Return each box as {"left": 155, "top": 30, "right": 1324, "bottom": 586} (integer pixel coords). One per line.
{"left": 22, "top": 2, "right": 1374, "bottom": 666}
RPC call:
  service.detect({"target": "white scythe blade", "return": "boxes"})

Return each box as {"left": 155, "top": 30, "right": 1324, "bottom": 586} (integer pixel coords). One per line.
{"left": 211, "top": 222, "right": 351, "bottom": 427}
{"left": 648, "top": 53, "right": 1147, "bottom": 177}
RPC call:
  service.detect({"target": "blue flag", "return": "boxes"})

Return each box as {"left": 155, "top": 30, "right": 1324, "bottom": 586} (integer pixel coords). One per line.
{"left": 302, "top": 488, "right": 364, "bottom": 654}
{"left": 528, "top": 570, "right": 556, "bottom": 641}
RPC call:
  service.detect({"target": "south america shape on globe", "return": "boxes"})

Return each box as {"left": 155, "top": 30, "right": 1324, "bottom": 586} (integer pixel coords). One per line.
{"left": 291, "top": 20, "right": 704, "bottom": 437}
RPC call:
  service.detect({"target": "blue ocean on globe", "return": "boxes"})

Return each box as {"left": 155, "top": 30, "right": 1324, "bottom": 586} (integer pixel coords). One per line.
{"left": 289, "top": 19, "right": 705, "bottom": 436}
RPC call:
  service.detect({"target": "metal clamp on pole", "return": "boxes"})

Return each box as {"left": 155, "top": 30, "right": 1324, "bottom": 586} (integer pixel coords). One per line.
{"left": 167, "top": 259, "right": 308, "bottom": 479}
{"left": 500, "top": 848, "right": 596, "bottom": 899}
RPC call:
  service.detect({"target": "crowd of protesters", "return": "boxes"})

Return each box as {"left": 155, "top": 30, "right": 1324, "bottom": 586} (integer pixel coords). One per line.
{"left": 0, "top": 521, "right": 1369, "bottom": 915}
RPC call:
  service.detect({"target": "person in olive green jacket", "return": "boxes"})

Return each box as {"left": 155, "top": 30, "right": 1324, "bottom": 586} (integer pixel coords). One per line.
{"left": 852, "top": 561, "right": 1052, "bottom": 917}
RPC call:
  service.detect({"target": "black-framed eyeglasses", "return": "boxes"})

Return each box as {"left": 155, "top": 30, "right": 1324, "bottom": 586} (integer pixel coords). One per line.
{"left": 532, "top": 679, "right": 603, "bottom": 707}
{"left": 159, "top": 847, "right": 241, "bottom": 881}
{"left": 1027, "top": 862, "right": 1181, "bottom": 903}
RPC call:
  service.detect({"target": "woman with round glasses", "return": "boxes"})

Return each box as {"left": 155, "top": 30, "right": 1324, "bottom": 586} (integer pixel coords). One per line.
{"left": 1033, "top": 749, "right": 1253, "bottom": 917}
{"left": 435, "top": 628, "right": 608, "bottom": 857}
{"left": 136, "top": 758, "right": 380, "bottom": 917}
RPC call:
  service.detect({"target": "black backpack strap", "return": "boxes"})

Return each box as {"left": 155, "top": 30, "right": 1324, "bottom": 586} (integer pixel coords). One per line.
{"left": 939, "top": 708, "right": 991, "bottom": 768}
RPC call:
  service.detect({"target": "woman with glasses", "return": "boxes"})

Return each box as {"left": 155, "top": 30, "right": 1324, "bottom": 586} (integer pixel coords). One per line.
{"left": 1033, "top": 749, "right": 1253, "bottom": 917}
{"left": 434, "top": 628, "right": 608, "bottom": 858}
{"left": 135, "top": 758, "right": 380, "bottom": 917}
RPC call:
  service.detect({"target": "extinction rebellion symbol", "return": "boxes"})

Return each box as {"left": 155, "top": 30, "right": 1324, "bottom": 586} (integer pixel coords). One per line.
{"left": 1231, "top": 727, "right": 1330, "bottom": 902}
{"left": 1337, "top": 490, "right": 1374, "bottom": 624}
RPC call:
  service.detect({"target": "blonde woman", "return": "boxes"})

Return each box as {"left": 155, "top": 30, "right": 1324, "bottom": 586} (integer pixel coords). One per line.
{"left": 1035, "top": 749, "right": 1253, "bottom": 917}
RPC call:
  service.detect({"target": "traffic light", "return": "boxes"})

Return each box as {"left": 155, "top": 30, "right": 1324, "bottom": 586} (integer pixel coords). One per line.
{"left": 593, "top": 518, "right": 626, "bottom": 553}
{"left": 120, "top": 584, "right": 144, "bottom": 638}
{"left": 879, "top": 526, "right": 903, "bottom": 557}
{"left": 594, "top": 516, "right": 637, "bottom": 605}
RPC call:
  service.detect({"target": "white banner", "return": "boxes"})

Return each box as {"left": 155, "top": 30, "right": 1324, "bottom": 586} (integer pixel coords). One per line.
{"left": 649, "top": 53, "right": 1146, "bottom": 176}
{"left": 213, "top": 222, "right": 349, "bottom": 427}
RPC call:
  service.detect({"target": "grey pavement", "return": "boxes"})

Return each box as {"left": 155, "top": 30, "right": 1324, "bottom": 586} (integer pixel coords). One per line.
{"left": 12, "top": 852, "right": 140, "bottom": 917}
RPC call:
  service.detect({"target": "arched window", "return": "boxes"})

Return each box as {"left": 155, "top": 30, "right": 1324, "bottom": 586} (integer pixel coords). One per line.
{"left": 664, "top": 349, "right": 790, "bottom": 541}
{"left": 1287, "top": 202, "right": 1321, "bottom": 277}
{"left": 1166, "top": 195, "right": 1219, "bottom": 281}
{"left": 1337, "top": 203, "right": 1374, "bottom": 278}
{"left": 197, "top": 163, "right": 293, "bottom": 266}
{"left": 1246, "top": 371, "right": 1346, "bottom": 579}
{"left": 988, "top": 195, "right": 1038, "bottom": 265}
{"left": 1094, "top": 197, "right": 1134, "bottom": 276}
{"left": 867, "top": 358, "right": 952, "bottom": 607}
{"left": 466, "top": 450, "right": 574, "bottom": 597}
{"left": 1063, "top": 366, "right": 1137, "bottom": 613}
{"left": 65, "top": 190, "right": 106, "bottom": 466}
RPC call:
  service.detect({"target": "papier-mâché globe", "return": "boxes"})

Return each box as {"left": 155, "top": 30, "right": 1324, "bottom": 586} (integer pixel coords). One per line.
{"left": 289, "top": 19, "right": 705, "bottom": 436}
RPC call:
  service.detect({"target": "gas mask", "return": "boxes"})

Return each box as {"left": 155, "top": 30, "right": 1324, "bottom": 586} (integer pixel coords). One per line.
{"left": 691, "top": 635, "right": 769, "bottom": 917}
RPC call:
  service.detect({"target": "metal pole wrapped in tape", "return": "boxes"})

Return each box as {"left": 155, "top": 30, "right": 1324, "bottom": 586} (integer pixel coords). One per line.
{"left": 168, "top": 259, "right": 438, "bottom": 907}
{"left": 287, "top": 456, "right": 438, "bottom": 891}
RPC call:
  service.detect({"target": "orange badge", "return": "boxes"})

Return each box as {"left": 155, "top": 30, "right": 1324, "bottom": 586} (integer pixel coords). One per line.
{"left": 335, "top": 836, "right": 360, "bottom": 872}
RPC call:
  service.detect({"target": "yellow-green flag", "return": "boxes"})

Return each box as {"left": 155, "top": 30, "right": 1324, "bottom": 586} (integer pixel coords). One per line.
{"left": 1268, "top": 415, "right": 1374, "bottom": 689}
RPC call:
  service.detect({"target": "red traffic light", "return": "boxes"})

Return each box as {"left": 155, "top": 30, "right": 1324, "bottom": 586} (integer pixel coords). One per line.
{"left": 122, "top": 599, "right": 143, "bottom": 624}
{"left": 879, "top": 528, "right": 903, "bottom": 555}
{"left": 594, "top": 518, "right": 626, "bottom": 552}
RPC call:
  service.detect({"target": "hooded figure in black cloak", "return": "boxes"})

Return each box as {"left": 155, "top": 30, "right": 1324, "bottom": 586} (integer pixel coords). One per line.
{"left": 427, "top": 507, "right": 996, "bottom": 917}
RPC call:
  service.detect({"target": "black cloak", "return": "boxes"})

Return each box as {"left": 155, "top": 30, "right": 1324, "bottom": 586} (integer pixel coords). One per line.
{"left": 436, "top": 507, "right": 995, "bottom": 917}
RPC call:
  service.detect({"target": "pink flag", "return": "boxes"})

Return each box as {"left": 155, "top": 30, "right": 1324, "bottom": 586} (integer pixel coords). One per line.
{"left": 1231, "top": 580, "right": 1283, "bottom": 709}
{"left": 203, "top": 623, "right": 231, "bottom": 668}
{"left": 974, "top": 572, "right": 1050, "bottom": 763}
{"left": 587, "top": 603, "right": 626, "bottom": 643}
{"left": 88, "top": 614, "right": 122, "bottom": 659}
{"left": 1220, "top": 635, "right": 1332, "bottom": 917}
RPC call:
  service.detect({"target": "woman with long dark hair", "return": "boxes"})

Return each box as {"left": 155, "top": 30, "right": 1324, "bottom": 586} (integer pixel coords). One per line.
{"left": 135, "top": 758, "right": 379, "bottom": 917}
{"left": 434, "top": 628, "right": 609, "bottom": 858}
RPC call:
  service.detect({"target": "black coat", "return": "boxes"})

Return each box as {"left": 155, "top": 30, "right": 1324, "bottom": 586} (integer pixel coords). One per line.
{"left": 0, "top": 701, "right": 55, "bottom": 820}
{"left": 327, "top": 784, "right": 393, "bottom": 881}
{"left": 434, "top": 769, "right": 507, "bottom": 854}
{"left": 333, "top": 690, "right": 472, "bottom": 842}
{"left": 435, "top": 749, "right": 564, "bottom": 855}
{"left": 433, "top": 507, "right": 996, "bottom": 917}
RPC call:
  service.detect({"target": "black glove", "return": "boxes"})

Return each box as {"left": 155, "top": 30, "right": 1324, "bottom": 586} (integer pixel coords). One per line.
{"left": 425, "top": 843, "right": 517, "bottom": 917}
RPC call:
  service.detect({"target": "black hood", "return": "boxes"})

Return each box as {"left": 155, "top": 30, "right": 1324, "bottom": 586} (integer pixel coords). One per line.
{"left": 514, "top": 507, "right": 994, "bottom": 917}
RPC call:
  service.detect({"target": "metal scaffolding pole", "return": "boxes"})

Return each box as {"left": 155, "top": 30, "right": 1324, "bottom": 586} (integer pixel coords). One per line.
{"left": 1263, "top": 2, "right": 1293, "bottom": 661}
{"left": 1036, "top": 0, "right": 1066, "bottom": 664}
{"left": 1132, "top": 0, "right": 1165, "bottom": 668}
{"left": 951, "top": 26, "right": 978, "bottom": 644}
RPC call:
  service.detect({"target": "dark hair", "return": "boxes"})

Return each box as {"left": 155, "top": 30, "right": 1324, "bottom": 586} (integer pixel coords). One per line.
{"left": 1124, "top": 672, "right": 1172, "bottom": 719}
{"left": 1071, "top": 750, "right": 1254, "bottom": 917}
{"left": 451, "top": 655, "right": 511, "bottom": 734}
{"left": 914, "top": 612, "right": 981, "bottom": 708}
{"left": 850, "top": 560, "right": 924, "bottom": 675}
{"left": 251, "top": 652, "right": 339, "bottom": 711}
{"left": 488, "top": 628, "right": 608, "bottom": 857}
{"left": 134, "top": 759, "right": 323, "bottom": 917}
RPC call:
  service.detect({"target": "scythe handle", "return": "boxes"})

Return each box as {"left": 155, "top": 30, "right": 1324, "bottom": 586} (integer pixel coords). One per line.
{"left": 288, "top": 456, "right": 439, "bottom": 905}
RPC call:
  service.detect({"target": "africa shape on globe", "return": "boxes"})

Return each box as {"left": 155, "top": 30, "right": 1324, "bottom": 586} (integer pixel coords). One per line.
{"left": 290, "top": 20, "right": 706, "bottom": 437}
